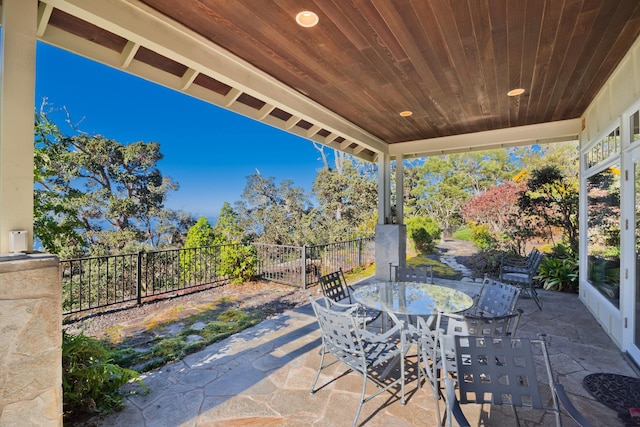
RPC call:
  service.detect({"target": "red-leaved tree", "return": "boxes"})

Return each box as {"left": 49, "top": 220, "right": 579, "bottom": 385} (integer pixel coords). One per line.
{"left": 461, "top": 181, "right": 524, "bottom": 234}
{"left": 461, "top": 181, "right": 542, "bottom": 253}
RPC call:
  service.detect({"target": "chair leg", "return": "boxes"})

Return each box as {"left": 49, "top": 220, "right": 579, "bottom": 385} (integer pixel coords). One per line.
{"left": 529, "top": 283, "right": 542, "bottom": 310}
{"left": 310, "top": 347, "right": 326, "bottom": 394}
{"left": 400, "top": 349, "right": 406, "bottom": 405}
{"left": 352, "top": 371, "right": 368, "bottom": 427}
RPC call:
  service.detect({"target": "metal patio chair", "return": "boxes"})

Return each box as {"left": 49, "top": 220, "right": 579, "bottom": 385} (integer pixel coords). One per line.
{"left": 441, "top": 310, "right": 523, "bottom": 338}
{"left": 408, "top": 315, "right": 444, "bottom": 425}
{"left": 467, "top": 276, "right": 521, "bottom": 317}
{"left": 408, "top": 309, "right": 523, "bottom": 426}
{"left": 317, "top": 268, "right": 381, "bottom": 327}
{"left": 389, "top": 263, "right": 434, "bottom": 284}
{"left": 413, "top": 310, "right": 522, "bottom": 426}
{"left": 500, "top": 250, "right": 544, "bottom": 310}
{"left": 443, "top": 335, "right": 592, "bottom": 427}
{"left": 309, "top": 296, "right": 407, "bottom": 427}
{"left": 500, "top": 249, "right": 540, "bottom": 274}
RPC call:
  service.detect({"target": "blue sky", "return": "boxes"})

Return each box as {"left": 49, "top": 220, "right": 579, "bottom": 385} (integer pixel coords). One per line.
{"left": 35, "top": 42, "right": 326, "bottom": 221}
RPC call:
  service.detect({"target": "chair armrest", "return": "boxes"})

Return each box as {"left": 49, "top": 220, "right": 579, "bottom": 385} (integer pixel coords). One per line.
{"left": 321, "top": 298, "right": 357, "bottom": 311}
{"left": 445, "top": 378, "right": 471, "bottom": 427}
{"left": 554, "top": 384, "right": 593, "bottom": 427}
{"left": 361, "top": 311, "right": 405, "bottom": 343}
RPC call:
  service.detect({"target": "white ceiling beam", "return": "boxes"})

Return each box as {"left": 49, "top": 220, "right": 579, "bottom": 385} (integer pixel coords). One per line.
{"left": 40, "top": 24, "right": 376, "bottom": 161}
{"left": 324, "top": 133, "right": 339, "bottom": 144}
{"left": 179, "top": 68, "right": 198, "bottom": 91}
{"left": 353, "top": 145, "right": 366, "bottom": 155}
{"left": 388, "top": 119, "right": 581, "bottom": 158}
{"left": 36, "top": 3, "right": 53, "bottom": 37}
{"left": 339, "top": 140, "right": 352, "bottom": 150}
{"left": 254, "top": 103, "right": 275, "bottom": 120}
{"left": 306, "top": 124, "right": 321, "bottom": 138}
{"left": 119, "top": 40, "right": 139, "bottom": 68}
{"left": 285, "top": 115, "right": 300, "bottom": 130}
{"left": 222, "top": 88, "right": 242, "bottom": 107}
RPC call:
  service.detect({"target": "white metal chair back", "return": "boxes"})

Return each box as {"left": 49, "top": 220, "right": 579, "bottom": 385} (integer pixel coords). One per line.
{"left": 309, "top": 296, "right": 406, "bottom": 427}
{"left": 443, "top": 310, "right": 522, "bottom": 337}
{"left": 318, "top": 268, "right": 353, "bottom": 304}
{"left": 390, "top": 264, "right": 434, "bottom": 283}
{"left": 471, "top": 277, "right": 521, "bottom": 317}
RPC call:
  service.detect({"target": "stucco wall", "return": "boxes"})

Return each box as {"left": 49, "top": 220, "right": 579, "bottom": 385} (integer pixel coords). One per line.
{"left": 0, "top": 255, "right": 61, "bottom": 426}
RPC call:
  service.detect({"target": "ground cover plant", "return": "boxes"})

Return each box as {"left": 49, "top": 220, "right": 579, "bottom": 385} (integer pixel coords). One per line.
{"left": 104, "top": 298, "right": 264, "bottom": 372}
{"left": 62, "top": 331, "right": 145, "bottom": 423}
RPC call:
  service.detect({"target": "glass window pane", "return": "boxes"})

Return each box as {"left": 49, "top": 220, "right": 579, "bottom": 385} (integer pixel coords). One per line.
{"left": 587, "top": 164, "right": 621, "bottom": 305}
{"left": 631, "top": 110, "right": 640, "bottom": 143}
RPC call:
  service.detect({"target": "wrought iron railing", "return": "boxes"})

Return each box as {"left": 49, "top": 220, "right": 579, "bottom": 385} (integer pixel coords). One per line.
{"left": 61, "top": 236, "right": 374, "bottom": 315}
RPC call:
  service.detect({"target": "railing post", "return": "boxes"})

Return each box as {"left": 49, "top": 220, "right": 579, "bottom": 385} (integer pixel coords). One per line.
{"left": 302, "top": 245, "right": 307, "bottom": 289}
{"left": 136, "top": 251, "right": 142, "bottom": 305}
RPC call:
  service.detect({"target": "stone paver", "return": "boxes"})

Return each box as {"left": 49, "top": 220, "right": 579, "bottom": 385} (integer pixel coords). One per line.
{"left": 95, "top": 277, "right": 637, "bottom": 427}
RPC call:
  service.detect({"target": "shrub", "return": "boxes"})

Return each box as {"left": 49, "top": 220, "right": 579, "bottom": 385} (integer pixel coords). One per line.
{"left": 452, "top": 224, "right": 473, "bottom": 241}
{"left": 219, "top": 244, "right": 258, "bottom": 284}
{"left": 406, "top": 216, "right": 441, "bottom": 254}
{"left": 469, "top": 223, "right": 497, "bottom": 250}
{"left": 535, "top": 255, "right": 578, "bottom": 293}
{"left": 62, "top": 331, "right": 144, "bottom": 421}
{"left": 466, "top": 249, "right": 504, "bottom": 278}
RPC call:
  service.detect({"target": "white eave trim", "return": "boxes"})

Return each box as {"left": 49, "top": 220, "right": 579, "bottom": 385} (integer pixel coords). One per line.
{"left": 39, "top": 0, "right": 388, "bottom": 157}
{"left": 389, "top": 119, "right": 582, "bottom": 158}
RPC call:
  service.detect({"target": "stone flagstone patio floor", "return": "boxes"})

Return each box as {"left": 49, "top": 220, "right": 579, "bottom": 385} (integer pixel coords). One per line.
{"left": 94, "top": 277, "right": 638, "bottom": 427}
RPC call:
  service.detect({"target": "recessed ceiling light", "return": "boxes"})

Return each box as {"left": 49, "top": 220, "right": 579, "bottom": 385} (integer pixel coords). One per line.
{"left": 399, "top": 110, "right": 413, "bottom": 117}
{"left": 296, "top": 11, "right": 319, "bottom": 27}
{"left": 508, "top": 88, "right": 525, "bottom": 96}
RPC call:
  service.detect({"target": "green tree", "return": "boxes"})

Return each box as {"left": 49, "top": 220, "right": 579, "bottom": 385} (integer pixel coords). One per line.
{"left": 412, "top": 151, "right": 518, "bottom": 234}
{"left": 184, "top": 217, "right": 216, "bottom": 248}
{"left": 512, "top": 141, "right": 579, "bottom": 179}
{"left": 312, "top": 156, "right": 377, "bottom": 242}
{"left": 34, "top": 108, "right": 193, "bottom": 256}
{"left": 181, "top": 217, "right": 217, "bottom": 284}
{"left": 34, "top": 109, "right": 84, "bottom": 258}
{"left": 212, "top": 203, "right": 258, "bottom": 283}
{"left": 235, "top": 173, "right": 312, "bottom": 245}
{"left": 518, "top": 165, "right": 579, "bottom": 252}
{"left": 213, "top": 202, "right": 244, "bottom": 244}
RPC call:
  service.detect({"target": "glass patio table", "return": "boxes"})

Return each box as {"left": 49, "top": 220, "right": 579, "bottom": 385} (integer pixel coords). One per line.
{"left": 352, "top": 281, "right": 474, "bottom": 320}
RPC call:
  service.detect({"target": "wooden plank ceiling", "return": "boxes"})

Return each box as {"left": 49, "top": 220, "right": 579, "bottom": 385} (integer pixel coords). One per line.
{"left": 37, "top": 0, "right": 640, "bottom": 160}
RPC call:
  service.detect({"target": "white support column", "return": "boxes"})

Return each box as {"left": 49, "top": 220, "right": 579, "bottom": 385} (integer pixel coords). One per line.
{"left": 395, "top": 154, "right": 404, "bottom": 224}
{"left": 377, "top": 153, "right": 391, "bottom": 224}
{"left": 0, "top": 0, "right": 37, "bottom": 253}
{"left": 375, "top": 153, "right": 406, "bottom": 279}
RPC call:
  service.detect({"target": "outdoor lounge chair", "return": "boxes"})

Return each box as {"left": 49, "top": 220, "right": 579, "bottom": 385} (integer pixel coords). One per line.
{"left": 309, "top": 296, "right": 407, "bottom": 427}
{"left": 500, "top": 250, "right": 544, "bottom": 310}
{"left": 443, "top": 335, "right": 592, "bottom": 427}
